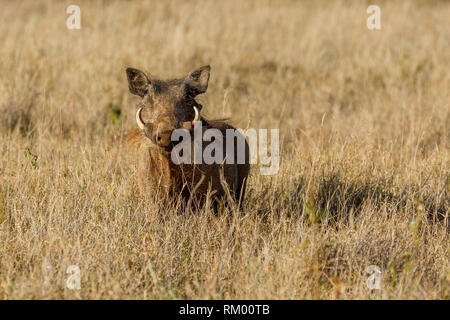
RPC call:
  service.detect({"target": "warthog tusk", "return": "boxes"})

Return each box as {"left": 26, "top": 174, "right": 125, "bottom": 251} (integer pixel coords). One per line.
{"left": 136, "top": 107, "right": 145, "bottom": 130}
{"left": 192, "top": 106, "right": 199, "bottom": 125}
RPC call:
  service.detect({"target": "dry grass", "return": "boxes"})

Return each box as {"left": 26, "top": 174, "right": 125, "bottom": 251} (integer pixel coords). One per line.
{"left": 0, "top": 0, "right": 448, "bottom": 299}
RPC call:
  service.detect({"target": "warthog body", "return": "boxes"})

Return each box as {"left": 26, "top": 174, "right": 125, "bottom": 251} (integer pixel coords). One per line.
{"left": 125, "top": 65, "right": 250, "bottom": 211}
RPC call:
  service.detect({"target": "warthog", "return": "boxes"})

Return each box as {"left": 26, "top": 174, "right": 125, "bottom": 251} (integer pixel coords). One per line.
{"left": 125, "top": 65, "right": 250, "bottom": 212}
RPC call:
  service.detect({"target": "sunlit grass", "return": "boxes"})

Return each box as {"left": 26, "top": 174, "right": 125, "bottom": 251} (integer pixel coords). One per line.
{"left": 0, "top": 0, "right": 448, "bottom": 299}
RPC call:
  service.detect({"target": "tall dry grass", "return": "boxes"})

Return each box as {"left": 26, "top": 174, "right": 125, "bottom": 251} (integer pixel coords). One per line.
{"left": 0, "top": 0, "right": 448, "bottom": 299}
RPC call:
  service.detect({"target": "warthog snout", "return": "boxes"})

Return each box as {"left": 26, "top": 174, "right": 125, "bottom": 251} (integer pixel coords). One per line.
{"left": 136, "top": 105, "right": 198, "bottom": 149}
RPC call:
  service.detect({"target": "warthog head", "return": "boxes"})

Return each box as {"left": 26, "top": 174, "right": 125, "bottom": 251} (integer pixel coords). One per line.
{"left": 126, "top": 65, "right": 210, "bottom": 150}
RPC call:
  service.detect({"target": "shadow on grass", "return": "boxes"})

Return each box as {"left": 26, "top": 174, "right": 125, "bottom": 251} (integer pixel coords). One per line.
{"left": 258, "top": 173, "right": 448, "bottom": 226}
{"left": 317, "top": 174, "right": 447, "bottom": 224}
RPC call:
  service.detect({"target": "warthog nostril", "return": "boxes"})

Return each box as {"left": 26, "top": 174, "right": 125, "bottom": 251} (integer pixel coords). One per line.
{"left": 154, "top": 131, "right": 172, "bottom": 148}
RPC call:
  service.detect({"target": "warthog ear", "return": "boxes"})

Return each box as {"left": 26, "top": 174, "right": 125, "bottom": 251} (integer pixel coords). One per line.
{"left": 185, "top": 65, "right": 211, "bottom": 96}
{"left": 126, "top": 67, "right": 151, "bottom": 97}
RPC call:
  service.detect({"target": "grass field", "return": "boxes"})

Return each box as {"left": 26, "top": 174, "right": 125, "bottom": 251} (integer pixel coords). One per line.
{"left": 0, "top": 0, "right": 448, "bottom": 299}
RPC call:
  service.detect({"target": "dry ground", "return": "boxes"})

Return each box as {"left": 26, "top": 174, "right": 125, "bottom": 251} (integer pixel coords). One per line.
{"left": 0, "top": 0, "right": 448, "bottom": 299}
